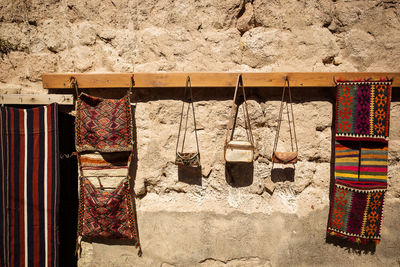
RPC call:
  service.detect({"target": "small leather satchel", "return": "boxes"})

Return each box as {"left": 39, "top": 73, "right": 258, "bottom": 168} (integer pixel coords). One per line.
{"left": 224, "top": 74, "right": 255, "bottom": 163}
{"left": 175, "top": 76, "right": 201, "bottom": 167}
{"left": 272, "top": 77, "right": 298, "bottom": 166}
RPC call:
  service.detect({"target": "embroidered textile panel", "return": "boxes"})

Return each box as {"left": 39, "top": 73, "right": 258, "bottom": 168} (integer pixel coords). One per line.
{"left": 336, "top": 81, "right": 392, "bottom": 143}
{"left": 75, "top": 93, "right": 134, "bottom": 152}
{"left": 0, "top": 104, "right": 60, "bottom": 267}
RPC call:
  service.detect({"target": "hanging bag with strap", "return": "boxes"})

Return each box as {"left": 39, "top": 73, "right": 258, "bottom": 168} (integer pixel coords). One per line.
{"left": 224, "top": 74, "right": 255, "bottom": 163}
{"left": 272, "top": 77, "right": 298, "bottom": 166}
{"left": 174, "top": 76, "right": 201, "bottom": 167}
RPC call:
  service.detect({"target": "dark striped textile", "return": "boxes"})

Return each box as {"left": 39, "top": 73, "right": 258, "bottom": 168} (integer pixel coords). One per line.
{"left": 1, "top": 104, "right": 59, "bottom": 267}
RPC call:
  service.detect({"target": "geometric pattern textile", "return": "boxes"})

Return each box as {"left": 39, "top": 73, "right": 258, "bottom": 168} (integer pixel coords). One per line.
{"left": 327, "top": 183, "right": 385, "bottom": 244}
{"left": 78, "top": 177, "right": 136, "bottom": 239}
{"left": 75, "top": 91, "right": 140, "bottom": 253}
{"left": 328, "top": 141, "right": 387, "bottom": 244}
{"left": 0, "top": 104, "right": 60, "bottom": 267}
{"left": 75, "top": 93, "right": 133, "bottom": 152}
{"left": 336, "top": 80, "right": 392, "bottom": 143}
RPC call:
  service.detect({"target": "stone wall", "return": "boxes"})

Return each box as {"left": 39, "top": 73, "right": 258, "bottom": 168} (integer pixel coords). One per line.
{"left": 1, "top": 0, "right": 400, "bottom": 266}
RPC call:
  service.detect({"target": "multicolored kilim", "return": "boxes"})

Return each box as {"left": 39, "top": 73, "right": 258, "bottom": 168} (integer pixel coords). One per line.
{"left": 75, "top": 91, "right": 140, "bottom": 253}
{"left": 0, "top": 104, "right": 59, "bottom": 267}
{"left": 75, "top": 93, "right": 133, "bottom": 152}
{"left": 328, "top": 142, "right": 387, "bottom": 243}
{"left": 336, "top": 80, "right": 392, "bottom": 143}
{"left": 78, "top": 177, "right": 136, "bottom": 239}
{"left": 329, "top": 78, "right": 392, "bottom": 245}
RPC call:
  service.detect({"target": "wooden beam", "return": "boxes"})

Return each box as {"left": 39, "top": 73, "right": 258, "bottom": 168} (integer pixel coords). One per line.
{"left": 42, "top": 72, "right": 400, "bottom": 88}
{"left": 1, "top": 94, "right": 73, "bottom": 105}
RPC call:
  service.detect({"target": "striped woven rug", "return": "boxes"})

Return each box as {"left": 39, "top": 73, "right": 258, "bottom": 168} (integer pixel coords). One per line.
{"left": 1, "top": 104, "right": 59, "bottom": 267}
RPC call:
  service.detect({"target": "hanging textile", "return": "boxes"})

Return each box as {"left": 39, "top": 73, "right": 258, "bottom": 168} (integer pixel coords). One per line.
{"left": 75, "top": 93, "right": 133, "bottom": 152}
{"left": 0, "top": 104, "right": 60, "bottom": 267}
{"left": 74, "top": 82, "right": 141, "bottom": 255}
{"left": 328, "top": 80, "right": 392, "bottom": 244}
{"left": 335, "top": 80, "right": 391, "bottom": 143}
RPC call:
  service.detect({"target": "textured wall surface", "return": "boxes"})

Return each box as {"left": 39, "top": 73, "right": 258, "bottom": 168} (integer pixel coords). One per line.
{"left": 1, "top": 0, "right": 400, "bottom": 266}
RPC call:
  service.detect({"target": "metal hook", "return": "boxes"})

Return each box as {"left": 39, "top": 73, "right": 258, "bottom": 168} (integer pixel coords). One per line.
{"left": 333, "top": 75, "right": 338, "bottom": 86}
{"left": 70, "top": 76, "right": 79, "bottom": 96}
{"left": 59, "top": 152, "right": 76, "bottom": 159}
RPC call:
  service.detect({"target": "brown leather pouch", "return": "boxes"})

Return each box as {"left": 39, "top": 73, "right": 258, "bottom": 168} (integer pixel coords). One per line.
{"left": 272, "top": 151, "right": 298, "bottom": 164}
{"left": 272, "top": 77, "right": 298, "bottom": 167}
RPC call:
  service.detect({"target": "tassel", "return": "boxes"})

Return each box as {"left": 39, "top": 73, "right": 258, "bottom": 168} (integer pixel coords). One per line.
{"left": 138, "top": 246, "right": 143, "bottom": 257}
{"left": 75, "top": 236, "right": 82, "bottom": 257}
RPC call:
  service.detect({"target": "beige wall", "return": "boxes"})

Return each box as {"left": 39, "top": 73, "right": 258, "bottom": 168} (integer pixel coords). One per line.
{"left": 1, "top": 0, "right": 400, "bottom": 266}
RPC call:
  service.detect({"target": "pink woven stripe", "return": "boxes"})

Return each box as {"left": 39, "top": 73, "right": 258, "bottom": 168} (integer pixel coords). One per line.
{"left": 335, "top": 166, "right": 358, "bottom": 171}
{"left": 360, "top": 167, "right": 387, "bottom": 173}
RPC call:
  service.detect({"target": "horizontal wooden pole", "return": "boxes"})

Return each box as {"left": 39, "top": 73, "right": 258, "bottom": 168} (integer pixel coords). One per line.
{"left": 1, "top": 94, "right": 73, "bottom": 105}
{"left": 42, "top": 72, "right": 400, "bottom": 88}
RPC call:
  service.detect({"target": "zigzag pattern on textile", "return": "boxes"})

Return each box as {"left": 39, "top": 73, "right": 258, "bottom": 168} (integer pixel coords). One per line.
{"left": 79, "top": 177, "right": 136, "bottom": 239}
{"left": 75, "top": 91, "right": 140, "bottom": 251}
{"left": 76, "top": 93, "right": 133, "bottom": 152}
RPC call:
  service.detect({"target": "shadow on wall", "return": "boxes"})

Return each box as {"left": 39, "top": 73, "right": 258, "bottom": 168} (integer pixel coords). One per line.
{"left": 271, "top": 167, "right": 295, "bottom": 183}
{"left": 178, "top": 165, "right": 202, "bottom": 186}
{"left": 225, "top": 162, "right": 254, "bottom": 187}
{"left": 58, "top": 112, "right": 78, "bottom": 267}
{"left": 325, "top": 235, "right": 376, "bottom": 254}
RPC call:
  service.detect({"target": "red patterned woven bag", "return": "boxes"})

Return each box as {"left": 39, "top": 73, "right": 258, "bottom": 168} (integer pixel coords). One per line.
{"left": 73, "top": 78, "right": 141, "bottom": 256}
{"left": 78, "top": 177, "right": 136, "bottom": 239}
{"left": 75, "top": 93, "right": 134, "bottom": 152}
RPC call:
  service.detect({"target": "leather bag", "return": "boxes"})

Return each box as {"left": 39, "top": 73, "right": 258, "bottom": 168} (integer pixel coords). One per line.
{"left": 175, "top": 76, "right": 201, "bottom": 167}
{"left": 272, "top": 77, "right": 298, "bottom": 166}
{"left": 224, "top": 74, "right": 255, "bottom": 163}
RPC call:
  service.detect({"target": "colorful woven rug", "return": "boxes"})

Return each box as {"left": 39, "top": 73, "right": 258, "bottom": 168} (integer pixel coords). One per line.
{"left": 327, "top": 141, "right": 387, "bottom": 243}
{"left": 75, "top": 92, "right": 141, "bottom": 254}
{"left": 75, "top": 93, "right": 133, "bottom": 152}
{"left": 0, "top": 104, "right": 59, "bottom": 267}
{"left": 336, "top": 80, "right": 392, "bottom": 143}
{"left": 329, "top": 79, "right": 392, "bottom": 244}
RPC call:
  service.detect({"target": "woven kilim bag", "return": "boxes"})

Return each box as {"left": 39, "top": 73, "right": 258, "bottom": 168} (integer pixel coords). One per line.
{"left": 327, "top": 79, "right": 392, "bottom": 244}
{"left": 73, "top": 77, "right": 141, "bottom": 256}
{"left": 75, "top": 92, "right": 134, "bottom": 153}
{"left": 78, "top": 177, "right": 136, "bottom": 239}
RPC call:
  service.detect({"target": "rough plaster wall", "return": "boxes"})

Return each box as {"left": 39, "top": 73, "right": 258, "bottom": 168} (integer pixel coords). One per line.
{"left": 1, "top": 0, "right": 400, "bottom": 266}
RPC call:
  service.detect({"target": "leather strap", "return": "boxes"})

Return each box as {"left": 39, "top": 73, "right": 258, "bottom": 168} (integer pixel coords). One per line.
{"left": 272, "top": 77, "right": 298, "bottom": 156}
{"left": 225, "top": 74, "right": 254, "bottom": 146}
{"left": 176, "top": 76, "right": 200, "bottom": 155}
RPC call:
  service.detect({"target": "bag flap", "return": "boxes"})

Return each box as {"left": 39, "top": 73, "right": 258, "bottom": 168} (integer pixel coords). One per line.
{"left": 176, "top": 152, "right": 199, "bottom": 160}
{"left": 273, "top": 151, "right": 298, "bottom": 162}
{"left": 226, "top": 140, "right": 254, "bottom": 149}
